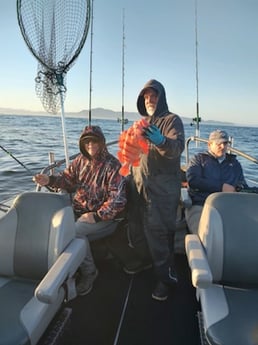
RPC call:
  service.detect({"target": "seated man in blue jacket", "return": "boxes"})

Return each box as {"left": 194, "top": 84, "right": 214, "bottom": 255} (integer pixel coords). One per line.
{"left": 185, "top": 129, "right": 248, "bottom": 234}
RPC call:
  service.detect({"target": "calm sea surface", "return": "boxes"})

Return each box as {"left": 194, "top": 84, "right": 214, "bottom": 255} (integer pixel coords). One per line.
{"left": 0, "top": 114, "right": 258, "bottom": 202}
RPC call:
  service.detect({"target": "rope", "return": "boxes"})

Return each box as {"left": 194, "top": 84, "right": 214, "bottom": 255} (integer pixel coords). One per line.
{"left": 113, "top": 276, "right": 134, "bottom": 345}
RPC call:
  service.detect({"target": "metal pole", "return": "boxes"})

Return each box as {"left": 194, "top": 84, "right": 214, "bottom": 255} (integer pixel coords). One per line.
{"left": 88, "top": 0, "right": 94, "bottom": 126}
{"left": 59, "top": 90, "right": 70, "bottom": 168}
{"left": 194, "top": 0, "right": 201, "bottom": 138}
{"left": 121, "top": 8, "right": 125, "bottom": 132}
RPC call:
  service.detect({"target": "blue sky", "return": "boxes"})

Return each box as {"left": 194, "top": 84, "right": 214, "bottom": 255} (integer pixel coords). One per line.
{"left": 0, "top": 0, "right": 258, "bottom": 125}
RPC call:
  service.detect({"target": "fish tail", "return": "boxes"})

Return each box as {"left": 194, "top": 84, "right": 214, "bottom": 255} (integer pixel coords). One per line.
{"left": 139, "top": 140, "right": 149, "bottom": 154}
{"left": 131, "top": 158, "right": 140, "bottom": 166}
{"left": 117, "top": 151, "right": 125, "bottom": 162}
{"left": 119, "top": 163, "right": 130, "bottom": 176}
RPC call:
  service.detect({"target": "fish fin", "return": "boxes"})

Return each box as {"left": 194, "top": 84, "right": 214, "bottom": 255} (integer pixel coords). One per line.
{"left": 119, "top": 164, "right": 130, "bottom": 176}
{"left": 131, "top": 159, "right": 140, "bottom": 166}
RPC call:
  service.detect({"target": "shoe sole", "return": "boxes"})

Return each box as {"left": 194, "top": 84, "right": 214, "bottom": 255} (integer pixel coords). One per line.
{"left": 151, "top": 293, "right": 168, "bottom": 301}
{"left": 78, "top": 270, "right": 98, "bottom": 296}
{"left": 79, "top": 284, "right": 93, "bottom": 296}
{"left": 123, "top": 264, "right": 152, "bottom": 275}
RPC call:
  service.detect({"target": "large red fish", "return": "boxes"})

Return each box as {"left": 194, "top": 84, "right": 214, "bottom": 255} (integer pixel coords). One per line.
{"left": 117, "top": 118, "right": 149, "bottom": 176}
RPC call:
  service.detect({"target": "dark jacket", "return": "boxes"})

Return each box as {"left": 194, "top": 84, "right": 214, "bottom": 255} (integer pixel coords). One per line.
{"left": 186, "top": 151, "right": 248, "bottom": 206}
{"left": 128, "top": 80, "right": 185, "bottom": 277}
{"left": 132, "top": 79, "right": 185, "bottom": 192}
{"left": 49, "top": 126, "right": 127, "bottom": 220}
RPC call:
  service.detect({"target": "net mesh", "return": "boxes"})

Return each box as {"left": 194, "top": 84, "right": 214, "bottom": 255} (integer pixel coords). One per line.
{"left": 17, "top": 0, "right": 91, "bottom": 114}
{"left": 35, "top": 63, "right": 67, "bottom": 114}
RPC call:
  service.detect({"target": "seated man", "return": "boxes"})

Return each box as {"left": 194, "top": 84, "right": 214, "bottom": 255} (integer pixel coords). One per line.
{"left": 34, "top": 125, "right": 127, "bottom": 296}
{"left": 185, "top": 129, "right": 248, "bottom": 234}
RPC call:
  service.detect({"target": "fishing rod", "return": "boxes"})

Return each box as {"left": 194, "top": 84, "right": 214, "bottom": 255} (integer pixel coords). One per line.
{"left": 88, "top": 0, "right": 94, "bottom": 126}
{"left": 0, "top": 144, "right": 34, "bottom": 175}
{"left": 0, "top": 144, "right": 54, "bottom": 192}
{"left": 191, "top": 0, "right": 201, "bottom": 139}
{"left": 121, "top": 8, "right": 125, "bottom": 132}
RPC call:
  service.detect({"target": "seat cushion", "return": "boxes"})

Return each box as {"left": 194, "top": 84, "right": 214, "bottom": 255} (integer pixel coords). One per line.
{"left": 201, "top": 284, "right": 258, "bottom": 345}
{"left": 199, "top": 193, "right": 258, "bottom": 286}
{"left": 0, "top": 279, "right": 37, "bottom": 345}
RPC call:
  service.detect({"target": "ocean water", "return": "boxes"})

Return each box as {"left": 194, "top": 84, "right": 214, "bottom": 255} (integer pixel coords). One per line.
{"left": 0, "top": 114, "right": 258, "bottom": 202}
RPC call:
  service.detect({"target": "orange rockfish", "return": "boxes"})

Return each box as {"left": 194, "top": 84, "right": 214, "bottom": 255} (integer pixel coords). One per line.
{"left": 117, "top": 118, "right": 149, "bottom": 176}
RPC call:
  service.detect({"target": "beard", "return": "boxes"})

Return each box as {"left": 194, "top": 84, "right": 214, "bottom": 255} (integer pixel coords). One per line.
{"left": 146, "top": 105, "right": 156, "bottom": 116}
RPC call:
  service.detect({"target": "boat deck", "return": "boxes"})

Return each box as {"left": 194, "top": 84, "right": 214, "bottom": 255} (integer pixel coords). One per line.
{"left": 63, "top": 249, "right": 201, "bottom": 345}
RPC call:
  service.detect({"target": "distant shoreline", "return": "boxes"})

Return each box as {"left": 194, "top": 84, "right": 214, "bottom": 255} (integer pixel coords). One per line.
{"left": 0, "top": 107, "right": 256, "bottom": 127}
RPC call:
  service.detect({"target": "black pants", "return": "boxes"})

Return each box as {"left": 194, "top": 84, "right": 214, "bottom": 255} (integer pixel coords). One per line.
{"left": 127, "top": 173, "right": 181, "bottom": 282}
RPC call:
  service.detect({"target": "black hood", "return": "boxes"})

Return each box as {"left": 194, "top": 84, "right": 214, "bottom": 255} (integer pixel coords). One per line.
{"left": 79, "top": 125, "right": 106, "bottom": 158}
{"left": 136, "top": 79, "right": 169, "bottom": 117}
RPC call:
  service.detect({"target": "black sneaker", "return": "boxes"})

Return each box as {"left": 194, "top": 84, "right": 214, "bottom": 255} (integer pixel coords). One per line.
{"left": 123, "top": 262, "right": 152, "bottom": 275}
{"left": 168, "top": 266, "right": 178, "bottom": 284}
{"left": 76, "top": 270, "right": 98, "bottom": 296}
{"left": 152, "top": 281, "right": 169, "bottom": 301}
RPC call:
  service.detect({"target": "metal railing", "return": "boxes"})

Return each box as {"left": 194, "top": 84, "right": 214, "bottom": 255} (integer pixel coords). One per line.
{"left": 184, "top": 136, "right": 258, "bottom": 188}
{"left": 184, "top": 136, "right": 258, "bottom": 166}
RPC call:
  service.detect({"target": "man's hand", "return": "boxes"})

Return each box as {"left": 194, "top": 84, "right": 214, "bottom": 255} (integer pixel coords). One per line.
{"left": 142, "top": 124, "right": 165, "bottom": 146}
{"left": 222, "top": 183, "right": 236, "bottom": 192}
{"left": 78, "top": 212, "right": 96, "bottom": 224}
{"left": 33, "top": 174, "right": 49, "bottom": 186}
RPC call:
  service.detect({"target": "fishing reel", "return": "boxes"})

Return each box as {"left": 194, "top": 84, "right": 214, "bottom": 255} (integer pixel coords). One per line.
{"left": 190, "top": 116, "right": 202, "bottom": 127}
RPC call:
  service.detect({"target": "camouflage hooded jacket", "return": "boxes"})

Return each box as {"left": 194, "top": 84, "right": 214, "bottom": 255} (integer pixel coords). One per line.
{"left": 48, "top": 126, "right": 127, "bottom": 220}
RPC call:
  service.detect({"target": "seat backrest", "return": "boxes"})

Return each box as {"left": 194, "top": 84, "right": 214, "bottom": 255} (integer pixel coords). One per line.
{"left": 198, "top": 192, "right": 258, "bottom": 287}
{"left": 0, "top": 192, "right": 75, "bottom": 280}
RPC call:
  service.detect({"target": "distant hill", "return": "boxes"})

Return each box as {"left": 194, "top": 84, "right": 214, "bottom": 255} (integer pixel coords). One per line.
{"left": 0, "top": 106, "right": 234, "bottom": 126}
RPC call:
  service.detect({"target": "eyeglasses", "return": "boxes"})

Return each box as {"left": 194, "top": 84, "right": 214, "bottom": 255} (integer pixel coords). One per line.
{"left": 84, "top": 137, "right": 100, "bottom": 144}
{"left": 214, "top": 141, "right": 229, "bottom": 146}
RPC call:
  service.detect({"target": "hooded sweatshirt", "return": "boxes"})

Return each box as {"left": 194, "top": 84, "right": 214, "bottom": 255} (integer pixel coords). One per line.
{"left": 132, "top": 79, "right": 185, "bottom": 189}
{"left": 48, "top": 126, "right": 127, "bottom": 220}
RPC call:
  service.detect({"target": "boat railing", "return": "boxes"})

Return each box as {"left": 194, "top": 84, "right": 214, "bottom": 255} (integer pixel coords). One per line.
{"left": 184, "top": 136, "right": 258, "bottom": 188}
{"left": 39, "top": 135, "right": 258, "bottom": 182}
{"left": 2, "top": 136, "right": 258, "bottom": 212}
{"left": 36, "top": 140, "right": 119, "bottom": 192}
{"left": 185, "top": 136, "right": 258, "bottom": 165}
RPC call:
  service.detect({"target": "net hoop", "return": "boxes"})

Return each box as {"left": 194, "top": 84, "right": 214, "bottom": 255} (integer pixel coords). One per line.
{"left": 17, "top": 0, "right": 91, "bottom": 167}
{"left": 17, "top": 0, "right": 91, "bottom": 75}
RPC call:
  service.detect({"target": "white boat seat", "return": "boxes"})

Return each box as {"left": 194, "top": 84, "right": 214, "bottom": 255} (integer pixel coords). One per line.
{"left": 185, "top": 192, "right": 258, "bottom": 345}
{"left": 0, "top": 192, "right": 86, "bottom": 345}
{"left": 180, "top": 187, "right": 192, "bottom": 209}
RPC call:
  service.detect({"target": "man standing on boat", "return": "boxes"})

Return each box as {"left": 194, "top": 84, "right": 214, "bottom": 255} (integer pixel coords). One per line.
{"left": 34, "top": 125, "right": 127, "bottom": 296}
{"left": 125, "top": 79, "right": 185, "bottom": 301}
{"left": 185, "top": 129, "right": 248, "bottom": 234}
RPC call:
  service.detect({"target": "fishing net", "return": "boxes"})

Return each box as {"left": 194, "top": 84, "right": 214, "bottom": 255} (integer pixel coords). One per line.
{"left": 17, "top": 0, "right": 91, "bottom": 167}
{"left": 34, "top": 64, "right": 67, "bottom": 114}
{"left": 17, "top": 0, "right": 91, "bottom": 114}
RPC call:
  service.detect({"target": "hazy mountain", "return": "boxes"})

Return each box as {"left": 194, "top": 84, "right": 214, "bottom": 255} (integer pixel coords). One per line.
{"left": 0, "top": 106, "right": 233, "bottom": 126}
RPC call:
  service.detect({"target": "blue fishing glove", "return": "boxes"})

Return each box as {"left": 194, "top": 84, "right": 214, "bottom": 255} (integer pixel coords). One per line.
{"left": 143, "top": 124, "right": 165, "bottom": 146}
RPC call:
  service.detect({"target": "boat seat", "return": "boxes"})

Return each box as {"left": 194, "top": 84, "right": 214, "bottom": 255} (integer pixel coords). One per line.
{"left": 185, "top": 192, "right": 258, "bottom": 345}
{"left": 180, "top": 187, "right": 192, "bottom": 209}
{"left": 0, "top": 191, "right": 86, "bottom": 345}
